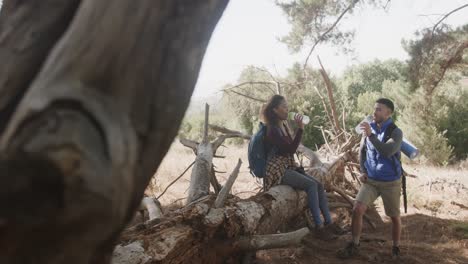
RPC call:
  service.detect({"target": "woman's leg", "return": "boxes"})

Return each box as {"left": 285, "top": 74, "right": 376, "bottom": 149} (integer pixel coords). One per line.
{"left": 308, "top": 176, "right": 333, "bottom": 225}
{"left": 281, "top": 169, "right": 322, "bottom": 226}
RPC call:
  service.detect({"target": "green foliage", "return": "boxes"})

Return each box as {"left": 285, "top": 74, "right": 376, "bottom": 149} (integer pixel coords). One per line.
{"left": 338, "top": 60, "right": 408, "bottom": 129}
{"left": 203, "top": 19, "right": 468, "bottom": 166}
{"left": 276, "top": 0, "right": 355, "bottom": 53}
{"left": 433, "top": 85, "right": 468, "bottom": 160}
{"left": 403, "top": 24, "right": 468, "bottom": 94}
{"left": 397, "top": 90, "right": 453, "bottom": 166}
{"left": 274, "top": 63, "right": 329, "bottom": 147}
{"left": 223, "top": 66, "right": 276, "bottom": 133}
{"left": 340, "top": 59, "right": 407, "bottom": 103}
{"left": 222, "top": 63, "right": 330, "bottom": 147}
{"left": 276, "top": 0, "right": 387, "bottom": 54}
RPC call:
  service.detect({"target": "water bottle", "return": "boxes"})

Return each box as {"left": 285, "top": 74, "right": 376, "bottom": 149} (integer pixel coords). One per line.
{"left": 289, "top": 112, "right": 310, "bottom": 125}
{"left": 401, "top": 138, "right": 419, "bottom": 160}
{"left": 355, "top": 115, "right": 373, "bottom": 134}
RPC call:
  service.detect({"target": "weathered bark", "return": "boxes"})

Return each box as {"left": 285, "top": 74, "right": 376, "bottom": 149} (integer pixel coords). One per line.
{"left": 184, "top": 109, "right": 251, "bottom": 203}
{"left": 116, "top": 149, "right": 374, "bottom": 263}
{"left": 141, "top": 197, "right": 163, "bottom": 221}
{"left": 188, "top": 142, "right": 214, "bottom": 203}
{"left": 179, "top": 138, "right": 199, "bottom": 153}
{"left": 187, "top": 104, "right": 213, "bottom": 203}
{"left": 0, "top": 0, "right": 82, "bottom": 133}
{"left": 209, "top": 124, "right": 252, "bottom": 140}
{"left": 235, "top": 227, "right": 310, "bottom": 251}
{"left": 112, "top": 241, "right": 151, "bottom": 264}
{"left": 214, "top": 159, "right": 242, "bottom": 208}
{"left": 0, "top": 0, "right": 229, "bottom": 263}
{"left": 318, "top": 56, "right": 343, "bottom": 142}
{"left": 120, "top": 185, "right": 308, "bottom": 263}
{"left": 209, "top": 166, "right": 222, "bottom": 194}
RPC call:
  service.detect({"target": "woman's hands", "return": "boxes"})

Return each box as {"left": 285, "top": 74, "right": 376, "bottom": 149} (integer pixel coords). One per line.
{"left": 293, "top": 113, "right": 305, "bottom": 129}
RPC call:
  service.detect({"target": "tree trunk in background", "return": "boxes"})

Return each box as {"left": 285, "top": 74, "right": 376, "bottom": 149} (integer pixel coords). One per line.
{"left": 0, "top": 0, "right": 229, "bottom": 263}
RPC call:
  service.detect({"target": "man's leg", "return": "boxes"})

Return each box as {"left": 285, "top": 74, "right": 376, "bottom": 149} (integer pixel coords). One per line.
{"left": 351, "top": 201, "right": 367, "bottom": 245}
{"left": 338, "top": 181, "right": 378, "bottom": 258}
{"left": 380, "top": 178, "right": 402, "bottom": 257}
{"left": 352, "top": 181, "right": 379, "bottom": 245}
{"left": 391, "top": 216, "right": 401, "bottom": 247}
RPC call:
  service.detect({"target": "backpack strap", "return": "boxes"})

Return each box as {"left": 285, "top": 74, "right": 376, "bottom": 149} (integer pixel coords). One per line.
{"left": 383, "top": 122, "right": 397, "bottom": 143}
{"left": 384, "top": 123, "right": 408, "bottom": 213}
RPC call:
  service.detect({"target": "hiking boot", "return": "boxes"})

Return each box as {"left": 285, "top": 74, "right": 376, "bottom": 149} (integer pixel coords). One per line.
{"left": 325, "top": 222, "right": 347, "bottom": 235}
{"left": 337, "top": 241, "right": 360, "bottom": 259}
{"left": 392, "top": 246, "right": 401, "bottom": 259}
{"left": 314, "top": 226, "right": 337, "bottom": 241}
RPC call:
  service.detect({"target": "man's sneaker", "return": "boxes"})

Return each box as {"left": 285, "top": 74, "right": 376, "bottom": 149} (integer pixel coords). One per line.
{"left": 325, "top": 222, "right": 347, "bottom": 235}
{"left": 392, "top": 246, "right": 401, "bottom": 259}
{"left": 314, "top": 226, "right": 337, "bottom": 241}
{"left": 337, "top": 241, "right": 360, "bottom": 259}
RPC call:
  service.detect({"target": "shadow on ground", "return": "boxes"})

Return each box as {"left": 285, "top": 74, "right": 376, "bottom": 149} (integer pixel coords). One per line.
{"left": 256, "top": 213, "right": 468, "bottom": 264}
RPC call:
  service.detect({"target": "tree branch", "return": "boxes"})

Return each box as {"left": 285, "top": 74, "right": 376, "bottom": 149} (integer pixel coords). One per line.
{"left": 203, "top": 103, "right": 210, "bottom": 144}
{"left": 156, "top": 160, "right": 196, "bottom": 200}
{"left": 235, "top": 227, "right": 310, "bottom": 251}
{"left": 313, "top": 85, "right": 335, "bottom": 131}
{"left": 317, "top": 56, "right": 342, "bottom": 137}
{"left": 179, "top": 137, "right": 199, "bottom": 152}
{"left": 302, "top": 0, "right": 360, "bottom": 71}
{"left": 225, "top": 90, "right": 267, "bottom": 103}
{"left": 431, "top": 4, "right": 468, "bottom": 36}
{"left": 212, "top": 134, "right": 244, "bottom": 152}
{"left": 331, "top": 186, "right": 378, "bottom": 229}
{"left": 223, "top": 81, "right": 277, "bottom": 94}
{"left": 210, "top": 165, "right": 222, "bottom": 194}
{"left": 209, "top": 125, "right": 251, "bottom": 140}
{"left": 214, "top": 159, "right": 242, "bottom": 208}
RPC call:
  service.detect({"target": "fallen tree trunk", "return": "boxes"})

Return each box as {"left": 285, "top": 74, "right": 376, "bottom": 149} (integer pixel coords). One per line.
{"left": 117, "top": 149, "right": 384, "bottom": 263}
{"left": 120, "top": 185, "right": 308, "bottom": 263}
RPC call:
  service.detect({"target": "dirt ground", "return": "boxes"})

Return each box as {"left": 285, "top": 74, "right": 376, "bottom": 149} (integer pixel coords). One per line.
{"left": 143, "top": 141, "right": 468, "bottom": 264}
{"left": 255, "top": 213, "right": 468, "bottom": 264}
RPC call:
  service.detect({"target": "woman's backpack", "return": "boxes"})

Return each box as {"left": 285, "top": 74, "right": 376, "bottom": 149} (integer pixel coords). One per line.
{"left": 248, "top": 123, "right": 268, "bottom": 178}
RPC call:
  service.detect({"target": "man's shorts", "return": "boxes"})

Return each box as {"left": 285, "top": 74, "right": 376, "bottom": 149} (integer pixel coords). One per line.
{"left": 356, "top": 178, "right": 401, "bottom": 217}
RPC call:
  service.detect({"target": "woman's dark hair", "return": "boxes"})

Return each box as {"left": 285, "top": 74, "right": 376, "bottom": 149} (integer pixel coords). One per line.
{"left": 262, "top": 95, "right": 285, "bottom": 126}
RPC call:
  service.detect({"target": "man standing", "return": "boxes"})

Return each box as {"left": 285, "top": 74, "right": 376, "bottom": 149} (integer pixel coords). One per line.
{"left": 338, "top": 98, "right": 403, "bottom": 259}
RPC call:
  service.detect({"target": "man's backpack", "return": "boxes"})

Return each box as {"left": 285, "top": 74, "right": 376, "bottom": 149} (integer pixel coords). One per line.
{"left": 365, "top": 123, "right": 408, "bottom": 213}
{"left": 248, "top": 122, "right": 268, "bottom": 178}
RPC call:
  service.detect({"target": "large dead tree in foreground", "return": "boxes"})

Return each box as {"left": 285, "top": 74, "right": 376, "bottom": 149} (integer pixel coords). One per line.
{"left": 0, "top": 1, "right": 229, "bottom": 263}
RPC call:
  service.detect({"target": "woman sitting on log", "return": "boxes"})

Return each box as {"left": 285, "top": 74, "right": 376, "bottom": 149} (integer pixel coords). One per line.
{"left": 262, "top": 95, "right": 342, "bottom": 240}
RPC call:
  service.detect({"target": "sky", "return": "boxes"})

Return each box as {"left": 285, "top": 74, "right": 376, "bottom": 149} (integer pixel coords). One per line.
{"left": 193, "top": 0, "right": 468, "bottom": 99}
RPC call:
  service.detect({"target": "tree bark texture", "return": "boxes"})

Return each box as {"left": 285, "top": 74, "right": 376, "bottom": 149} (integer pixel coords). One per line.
{"left": 0, "top": 1, "right": 229, "bottom": 263}
{"left": 120, "top": 185, "right": 308, "bottom": 264}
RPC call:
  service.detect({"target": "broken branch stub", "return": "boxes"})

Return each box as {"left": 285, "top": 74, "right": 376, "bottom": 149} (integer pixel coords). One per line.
{"left": 214, "top": 159, "right": 242, "bottom": 208}
{"left": 235, "top": 227, "right": 310, "bottom": 251}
